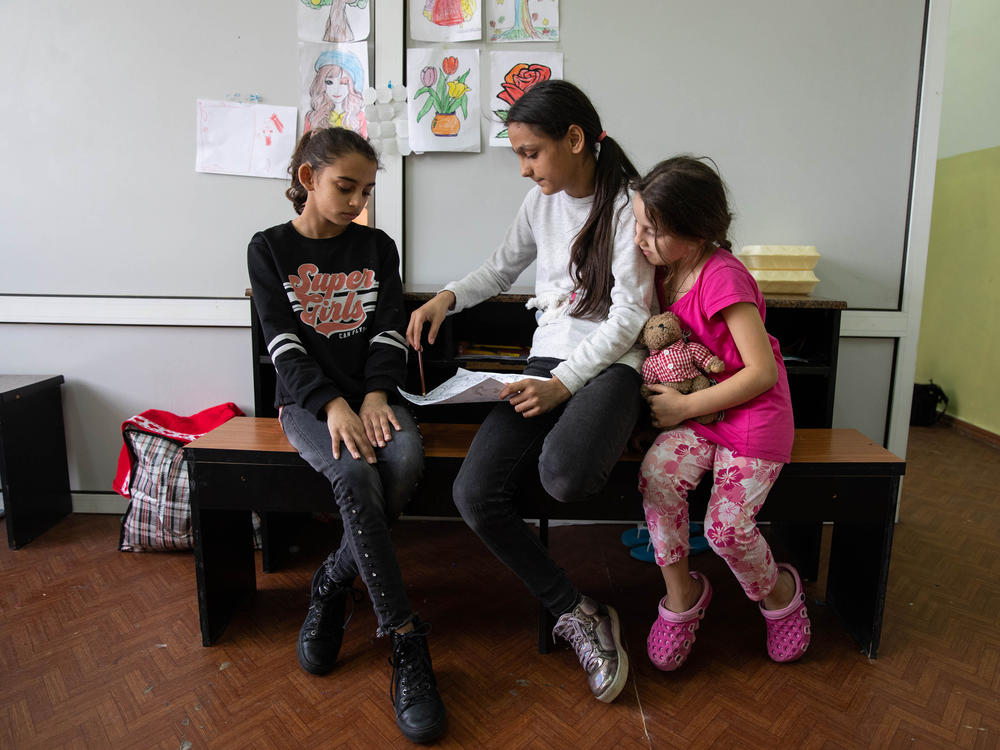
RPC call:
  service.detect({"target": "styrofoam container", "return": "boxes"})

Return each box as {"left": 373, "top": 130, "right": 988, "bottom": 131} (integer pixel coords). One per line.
{"left": 748, "top": 269, "right": 820, "bottom": 295}
{"left": 737, "top": 245, "right": 820, "bottom": 270}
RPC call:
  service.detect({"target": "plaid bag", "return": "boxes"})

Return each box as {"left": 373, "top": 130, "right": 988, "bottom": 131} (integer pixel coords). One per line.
{"left": 114, "top": 403, "right": 244, "bottom": 552}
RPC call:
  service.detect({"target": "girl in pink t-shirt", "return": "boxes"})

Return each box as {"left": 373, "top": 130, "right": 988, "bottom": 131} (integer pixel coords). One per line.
{"left": 632, "top": 156, "right": 810, "bottom": 671}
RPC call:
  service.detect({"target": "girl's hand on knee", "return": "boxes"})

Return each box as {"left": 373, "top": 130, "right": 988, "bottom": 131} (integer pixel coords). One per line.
{"left": 500, "top": 376, "right": 570, "bottom": 418}
{"left": 325, "top": 398, "right": 377, "bottom": 463}
{"left": 647, "top": 384, "right": 692, "bottom": 429}
{"left": 359, "top": 391, "right": 401, "bottom": 448}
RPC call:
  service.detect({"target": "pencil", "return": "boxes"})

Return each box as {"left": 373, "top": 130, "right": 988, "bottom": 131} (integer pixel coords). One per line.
{"left": 418, "top": 349, "right": 427, "bottom": 396}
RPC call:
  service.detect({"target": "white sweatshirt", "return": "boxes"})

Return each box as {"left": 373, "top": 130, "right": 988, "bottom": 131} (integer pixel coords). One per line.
{"left": 444, "top": 186, "right": 655, "bottom": 394}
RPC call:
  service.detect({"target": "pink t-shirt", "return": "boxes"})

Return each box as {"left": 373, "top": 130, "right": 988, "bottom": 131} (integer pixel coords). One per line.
{"left": 656, "top": 249, "right": 794, "bottom": 463}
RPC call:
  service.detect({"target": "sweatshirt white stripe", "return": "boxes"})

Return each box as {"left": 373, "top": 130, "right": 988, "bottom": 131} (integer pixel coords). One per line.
{"left": 267, "top": 332, "right": 302, "bottom": 354}
{"left": 370, "top": 331, "right": 408, "bottom": 357}
{"left": 271, "top": 341, "right": 307, "bottom": 360}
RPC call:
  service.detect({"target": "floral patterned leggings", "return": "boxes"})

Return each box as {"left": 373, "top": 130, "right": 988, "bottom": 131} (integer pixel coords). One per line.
{"left": 639, "top": 426, "right": 784, "bottom": 602}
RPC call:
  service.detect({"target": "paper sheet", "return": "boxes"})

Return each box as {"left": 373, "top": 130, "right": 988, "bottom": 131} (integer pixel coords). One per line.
{"left": 195, "top": 100, "right": 297, "bottom": 179}
{"left": 299, "top": 41, "right": 370, "bottom": 136}
{"left": 487, "top": 0, "right": 559, "bottom": 42}
{"left": 488, "top": 50, "right": 562, "bottom": 147}
{"left": 407, "top": 47, "right": 480, "bottom": 153}
{"left": 398, "top": 368, "right": 546, "bottom": 406}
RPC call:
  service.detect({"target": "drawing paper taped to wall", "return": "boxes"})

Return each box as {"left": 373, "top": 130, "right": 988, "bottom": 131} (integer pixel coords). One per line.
{"left": 195, "top": 100, "right": 297, "bottom": 179}
{"left": 298, "top": 0, "right": 370, "bottom": 43}
{"left": 489, "top": 50, "right": 562, "bottom": 147}
{"left": 299, "top": 41, "right": 370, "bottom": 136}
{"left": 487, "top": 0, "right": 558, "bottom": 42}
{"left": 410, "top": 0, "right": 481, "bottom": 42}
{"left": 407, "top": 47, "right": 480, "bottom": 153}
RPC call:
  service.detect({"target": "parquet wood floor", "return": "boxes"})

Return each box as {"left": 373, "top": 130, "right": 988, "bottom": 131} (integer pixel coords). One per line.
{"left": 2, "top": 424, "right": 998, "bottom": 749}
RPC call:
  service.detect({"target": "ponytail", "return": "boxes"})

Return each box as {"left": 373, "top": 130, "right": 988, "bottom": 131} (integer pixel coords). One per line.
{"left": 508, "top": 80, "right": 638, "bottom": 320}
{"left": 285, "top": 127, "right": 379, "bottom": 215}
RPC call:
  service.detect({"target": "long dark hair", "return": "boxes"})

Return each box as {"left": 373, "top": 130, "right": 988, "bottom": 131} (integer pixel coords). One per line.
{"left": 507, "top": 80, "right": 638, "bottom": 320}
{"left": 285, "top": 127, "right": 379, "bottom": 215}
{"left": 632, "top": 156, "right": 734, "bottom": 291}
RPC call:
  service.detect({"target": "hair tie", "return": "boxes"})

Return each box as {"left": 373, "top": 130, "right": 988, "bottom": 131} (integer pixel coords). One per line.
{"left": 597, "top": 130, "right": 607, "bottom": 142}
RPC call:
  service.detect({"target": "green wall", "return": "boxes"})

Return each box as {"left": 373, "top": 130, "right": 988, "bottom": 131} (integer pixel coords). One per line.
{"left": 915, "top": 145, "right": 1000, "bottom": 433}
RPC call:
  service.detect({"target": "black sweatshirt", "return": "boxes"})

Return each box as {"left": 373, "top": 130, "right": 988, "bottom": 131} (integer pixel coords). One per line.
{"left": 247, "top": 221, "right": 408, "bottom": 420}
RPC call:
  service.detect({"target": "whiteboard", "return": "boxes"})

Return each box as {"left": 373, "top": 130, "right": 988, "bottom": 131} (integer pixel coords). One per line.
{"left": 0, "top": 1, "right": 300, "bottom": 298}
{"left": 405, "top": 0, "right": 927, "bottom": 310}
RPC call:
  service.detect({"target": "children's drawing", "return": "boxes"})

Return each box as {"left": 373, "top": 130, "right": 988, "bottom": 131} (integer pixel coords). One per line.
{"left": 298, "top": 0, "right": 370, "bottom": 43}
{"left": 196, "top": 100, "right": 298, "bottom": 180}
{"left": 299, "top": 42, "right": 369, "bottom": 136}
{"left": 487, "top": 0, "right": 559, "bottom": 42}
{"left": 488, "top": 50, "right": 562, "bottom": 147}
{"left": 410, "top": 0, "right": 481, "bottom": 42}
{"left": 407, "top": 47, "right": 480, "bottom": 153}
{"left": 415, "top": 57, "right": 471, "bottom": 136}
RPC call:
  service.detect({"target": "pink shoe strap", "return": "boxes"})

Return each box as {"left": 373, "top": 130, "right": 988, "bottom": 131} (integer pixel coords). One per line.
{"left": 760, "top": 563, "right": 805, "bottom": 620}
{"left": 657, "top": 572, "right": 712, "bottom": 623}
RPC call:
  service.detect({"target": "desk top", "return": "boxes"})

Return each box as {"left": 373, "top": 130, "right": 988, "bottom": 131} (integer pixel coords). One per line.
{"left": 186, "top": 417, "right": 904, "bottom": 473}
{"left": 0, "top": 375, "right": 65, "bottom": 399}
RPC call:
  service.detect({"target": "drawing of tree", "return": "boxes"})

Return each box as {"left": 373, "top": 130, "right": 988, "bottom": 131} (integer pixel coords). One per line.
{"left": 491, "top": 0, "right": 554, "bottom": 41}
{"left": 300, "top": 0, "right": 368, "bottom": 42}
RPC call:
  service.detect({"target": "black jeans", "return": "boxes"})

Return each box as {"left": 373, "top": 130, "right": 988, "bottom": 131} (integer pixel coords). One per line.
{"left": 452, "top": 358, "right": 642, "bottom": 616}
{"left": 279, "top": 402, "right": 424, "bottom": 634}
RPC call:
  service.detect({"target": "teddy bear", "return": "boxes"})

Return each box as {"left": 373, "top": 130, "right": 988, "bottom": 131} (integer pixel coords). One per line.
{"left": 639, "top": 311, "right": 725, "bottom": 425}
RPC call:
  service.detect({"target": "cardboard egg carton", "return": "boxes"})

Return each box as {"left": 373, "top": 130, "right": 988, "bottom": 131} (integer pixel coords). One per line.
{"left": 736, "top": 245, "right": 820, "bottom": 294}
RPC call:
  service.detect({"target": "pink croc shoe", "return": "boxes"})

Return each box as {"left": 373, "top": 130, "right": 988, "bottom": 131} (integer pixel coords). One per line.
{"left": 760, "top": 563, "right": 811, "bottom": 662}
{"left": 647, "top": 572, "right": 712, "bottom": 671}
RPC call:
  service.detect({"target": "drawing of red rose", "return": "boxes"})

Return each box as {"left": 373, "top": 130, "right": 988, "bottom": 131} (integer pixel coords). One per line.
{"left": 497, "top": 63, "right": 552, "bottom": 106}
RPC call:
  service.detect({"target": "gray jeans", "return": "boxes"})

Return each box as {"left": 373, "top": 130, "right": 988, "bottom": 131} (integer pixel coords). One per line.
{"left": 279, "top": 402, "right": 424, "bottom": 634}
{"left": 452, "top": 358, "right": 642, "bottom": 616}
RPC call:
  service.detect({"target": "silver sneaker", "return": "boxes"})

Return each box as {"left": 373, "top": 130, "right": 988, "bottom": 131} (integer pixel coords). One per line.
{"left": 552, "top": 595, "right": 629, "bottom": 703}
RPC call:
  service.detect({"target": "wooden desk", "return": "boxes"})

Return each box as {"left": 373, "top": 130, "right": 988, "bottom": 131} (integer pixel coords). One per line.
{"left": 0, "top": 375, "right": 73, "bottom": 548}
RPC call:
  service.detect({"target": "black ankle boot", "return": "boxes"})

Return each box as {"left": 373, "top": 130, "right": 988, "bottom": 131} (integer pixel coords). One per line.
{"left": 389, "top": 618, "right": 446, "bottom": 743}
{"left": 297, "top": 566, "right": 352, "bottom": 675}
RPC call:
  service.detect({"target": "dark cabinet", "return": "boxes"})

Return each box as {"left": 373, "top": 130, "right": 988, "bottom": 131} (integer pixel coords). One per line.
{"left": 249, "top": 290, "right": 845, "bottom": 429}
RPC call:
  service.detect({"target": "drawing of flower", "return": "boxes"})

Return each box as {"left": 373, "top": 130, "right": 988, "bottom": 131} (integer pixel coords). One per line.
{"left": 447, "top": 80, "right": 470, "bottom": 99}
{"left": 493, "top": 62, "right": 551, "bottom": 139}
{"left": 413, "top": 56, "right": 472, "bottom": 136}
{"left": 497, "top": 63, "right": 551, "bottom": 106}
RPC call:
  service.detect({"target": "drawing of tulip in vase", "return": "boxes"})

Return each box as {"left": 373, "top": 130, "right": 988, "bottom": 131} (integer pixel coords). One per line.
{"left": 414, "top": 56, "right": 471, "bottom": 137}
{"left": 494, "top": 62, "right": 551, "bottom": 139}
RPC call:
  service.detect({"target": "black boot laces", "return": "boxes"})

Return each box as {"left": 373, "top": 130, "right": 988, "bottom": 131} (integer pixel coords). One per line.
{"left": 303, "top": 583, "right": 363, "bottom": 639}
{"left": 389, "top": 622, "right": 436, "bottom": 710}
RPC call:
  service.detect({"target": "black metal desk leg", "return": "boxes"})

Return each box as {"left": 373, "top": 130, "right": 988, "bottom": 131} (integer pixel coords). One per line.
{"left": 191, "top": 506, "right": 256, "bottom": 646}
{"left": 825, "top": 477, "right": 899, "bottom": 658}
{"left": 536, "top": 515, "right": 555, "bottom": 654}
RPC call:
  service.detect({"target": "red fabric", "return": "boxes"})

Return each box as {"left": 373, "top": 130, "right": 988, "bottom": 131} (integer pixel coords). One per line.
{"left": 113, "top": 402, "right": 244, "bottom": 497}
{"left": 642, "top": 340, "right": 719, "bottom": 384}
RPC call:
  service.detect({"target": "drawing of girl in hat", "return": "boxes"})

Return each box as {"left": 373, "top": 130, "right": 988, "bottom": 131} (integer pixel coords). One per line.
{"left": 305, "top": 48, "right": 368, "bottom": 136}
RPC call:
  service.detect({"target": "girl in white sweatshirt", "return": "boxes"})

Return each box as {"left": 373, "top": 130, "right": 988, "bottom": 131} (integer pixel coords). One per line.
{"left": 407, "top": 80, "right": 655, "bottom": 705}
